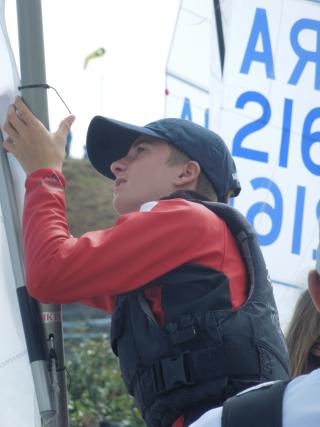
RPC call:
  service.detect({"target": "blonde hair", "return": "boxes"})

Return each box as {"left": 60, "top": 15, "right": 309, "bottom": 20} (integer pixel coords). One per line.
{"left": 166, "top": 143, "right": 218, "bottom": 202}
{"left": 286, "top": 289, "right": 320, "bottom": 377}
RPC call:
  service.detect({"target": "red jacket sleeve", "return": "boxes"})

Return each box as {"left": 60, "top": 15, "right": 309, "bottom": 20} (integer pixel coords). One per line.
{"left": 23, "top": 169, "right": 230, "bottom": 312}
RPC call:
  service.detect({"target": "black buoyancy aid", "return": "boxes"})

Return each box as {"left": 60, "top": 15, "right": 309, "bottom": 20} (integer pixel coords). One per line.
{"left": 110, "top": 195, "right": 289, "bottom": 427}
{"left": 222, "top": 379, "right": 291, "bottom": 427}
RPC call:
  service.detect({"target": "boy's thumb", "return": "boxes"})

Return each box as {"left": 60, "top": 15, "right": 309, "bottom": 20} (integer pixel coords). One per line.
{"left": 56, "top": 115, "right": 76, "bottom": 139}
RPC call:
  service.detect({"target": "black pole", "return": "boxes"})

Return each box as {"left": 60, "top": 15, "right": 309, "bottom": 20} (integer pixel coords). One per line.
{"left": 213, "top": 0, "right": 225, "bottom": 74}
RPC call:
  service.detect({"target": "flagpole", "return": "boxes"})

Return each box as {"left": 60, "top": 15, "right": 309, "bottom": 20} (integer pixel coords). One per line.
{"left": 13, "top": 1, "right": 69, "bottom": 426}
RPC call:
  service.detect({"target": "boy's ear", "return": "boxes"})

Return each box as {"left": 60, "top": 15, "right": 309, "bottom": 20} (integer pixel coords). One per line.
{"left": 173, "top": 161, "right": 201, "bottom": 187}
{"left": 308, "top": 270, "right": 320, "bottom": 312}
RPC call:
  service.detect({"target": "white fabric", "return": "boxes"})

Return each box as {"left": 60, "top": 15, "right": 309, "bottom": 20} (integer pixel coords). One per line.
{"left": 190, "top": 369, "right": 320, "bottom": 427}
{"left": 283, "top": 369, "right": 320, "bottom": 427}
{"left": 0, "top": 1, "right": 40, "bottom": 426}
{"left": 139, "top": 201, "right": 158, "bottom": 212}
{"left": 189, "top": 406, "right": 222, "bottom": 427}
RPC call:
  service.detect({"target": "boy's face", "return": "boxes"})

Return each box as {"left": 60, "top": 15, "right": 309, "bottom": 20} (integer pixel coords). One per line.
{"left": 110, "top": 135, "right": 185, "bottom": 214}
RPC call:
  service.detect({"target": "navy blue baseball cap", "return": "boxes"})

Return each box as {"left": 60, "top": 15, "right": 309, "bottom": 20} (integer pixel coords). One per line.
{"left": 86, "top": 116, "right": 241, "bottom": 202}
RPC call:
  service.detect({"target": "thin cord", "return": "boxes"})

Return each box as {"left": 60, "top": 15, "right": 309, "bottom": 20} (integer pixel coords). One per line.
{"left": 18, "top": 83, "right": 72, "bottom": 114}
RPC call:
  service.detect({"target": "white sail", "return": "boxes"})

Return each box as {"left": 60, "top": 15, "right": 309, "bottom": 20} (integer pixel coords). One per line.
{"left": 166, "top": 0, "right": 320, "bottom": 331}
{"left": 0, "top": 1, "right": 40, "bottom": 425}
{"left": 165, "top": 0, "right": 212, "bottom": 127}
{"left": 211, "top": 0, "right": 320, "bottom": 329}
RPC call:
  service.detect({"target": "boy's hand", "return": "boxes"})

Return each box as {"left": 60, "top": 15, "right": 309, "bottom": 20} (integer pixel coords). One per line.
{"left": 2, "top": 96, "right": 75, "bottom": 174}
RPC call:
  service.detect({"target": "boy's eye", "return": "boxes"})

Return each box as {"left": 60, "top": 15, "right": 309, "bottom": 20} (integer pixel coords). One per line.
{"left": 136, "top": 145, "right": 146, "bottom": 153}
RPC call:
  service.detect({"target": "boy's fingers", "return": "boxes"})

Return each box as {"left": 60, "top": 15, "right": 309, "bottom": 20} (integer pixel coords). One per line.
{"left": 3, "top": 137, "right": 17, "bottom": 154}
{"left": 14, "top": 96, "right": 36, "bottom": 124}
{"left": 7, "top": 104, "right": 26, "bottom": 132}
{"left": 3, "top": 118, "right": 18, "bottom": 139}
{"left": 56, "top": 115, "right": 75, "bottom": 139}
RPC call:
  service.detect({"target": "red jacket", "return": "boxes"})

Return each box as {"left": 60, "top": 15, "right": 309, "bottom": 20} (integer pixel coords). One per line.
{"left": 23, "top": 169, "right": 248, "bottom": 427}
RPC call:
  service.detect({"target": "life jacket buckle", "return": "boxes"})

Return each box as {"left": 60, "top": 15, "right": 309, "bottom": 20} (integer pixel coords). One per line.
{"left": 152, "top": 351, "right": 196, "bottom": 394}
{"left": 170, "top": 325, "right": 197, "bottom": 345}
{"left": 166, "top": 316, "right": 198, "bottom": 345}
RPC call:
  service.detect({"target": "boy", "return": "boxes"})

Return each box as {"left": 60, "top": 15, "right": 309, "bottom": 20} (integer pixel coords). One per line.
{"left": 3, "top": 98, "right": 288, "bottom": 427}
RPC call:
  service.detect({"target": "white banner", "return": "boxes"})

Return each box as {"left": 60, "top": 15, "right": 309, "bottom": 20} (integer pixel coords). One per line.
{"left": 211, "top": 0, "right": 320, "bottom": 327}
{"left": 0, "top": 1, "right": 40, "bottom": 425}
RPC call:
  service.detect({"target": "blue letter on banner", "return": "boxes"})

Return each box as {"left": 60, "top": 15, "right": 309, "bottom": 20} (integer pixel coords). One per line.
{"left": 289, "top": 18, "right": 320, "bottom": 91}
{"left": 181, "top": 97, "right": 192, "bottom": 121}
{"left": 240, "top": 8, "right": 275, "bottom": 79}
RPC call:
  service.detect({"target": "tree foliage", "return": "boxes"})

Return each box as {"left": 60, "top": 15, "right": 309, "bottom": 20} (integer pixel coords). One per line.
{"left": 62, "top": 160, "right": 144, "bottom": 426}
{"left": 65, "top": 338, "right": 144, "bottom": 427}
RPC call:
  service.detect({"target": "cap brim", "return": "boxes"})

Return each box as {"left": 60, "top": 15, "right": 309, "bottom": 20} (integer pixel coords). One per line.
{"left": 86, "top": 116, "right": 167, "bottom": 179}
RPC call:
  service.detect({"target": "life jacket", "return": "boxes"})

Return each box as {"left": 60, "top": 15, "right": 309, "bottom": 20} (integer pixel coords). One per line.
{"left": 110, "top": 195, "right": 289, "bottom": 427}
{"left": 221, "top": 379, "right": 291, "bottom": 427}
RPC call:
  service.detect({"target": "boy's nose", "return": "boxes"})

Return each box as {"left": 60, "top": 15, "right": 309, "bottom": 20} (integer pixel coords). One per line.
{"left": 110, "top": 157, "right": 128, "bottom": 176}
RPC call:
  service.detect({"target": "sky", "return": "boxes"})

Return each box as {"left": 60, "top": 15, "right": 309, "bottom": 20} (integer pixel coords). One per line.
{"left": 5, "top": 0, "right": 180, "bottom": 158}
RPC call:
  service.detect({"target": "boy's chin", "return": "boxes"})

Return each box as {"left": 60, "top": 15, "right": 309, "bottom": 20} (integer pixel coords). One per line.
{"left": 112, "top": 200, "right": 124, "bottom": 215}
{"left": 112, "top": 198, "right": 139, "bottom": 215}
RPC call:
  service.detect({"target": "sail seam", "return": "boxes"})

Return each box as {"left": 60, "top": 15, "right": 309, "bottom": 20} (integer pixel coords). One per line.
{"left": 0, "top": 350, "right": 28, "bottom": 369}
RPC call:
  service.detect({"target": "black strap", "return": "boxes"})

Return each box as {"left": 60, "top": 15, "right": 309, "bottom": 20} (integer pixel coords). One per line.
{"left": 136, "top": 344, "right": 261, "bottom": 403}
{"left": 137, "top": 292, "right": 158, "bottom": 326}
{"left": 222, "top": 380, "right": 291, "bottom": 427}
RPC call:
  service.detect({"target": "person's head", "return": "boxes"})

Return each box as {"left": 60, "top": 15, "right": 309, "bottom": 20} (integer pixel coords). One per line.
{"left": 86, "top": 117, "right": 241, "bottom": 214}
{"left": 285, "top": 218, "right": 320, "bottom": 378}
{"left": 308, "top": 268, "right": 320, "bottom": 312}
{"left": 166, "top": 142, "right": 220, "bottom": 201}
{"left": 286, "top": 288, "right": 320, "bottom": 377}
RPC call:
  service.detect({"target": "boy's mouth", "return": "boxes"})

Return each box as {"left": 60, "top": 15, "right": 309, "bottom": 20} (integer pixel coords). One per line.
{"left": 114, "top": 178, "right": 127, "bottom": 189}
